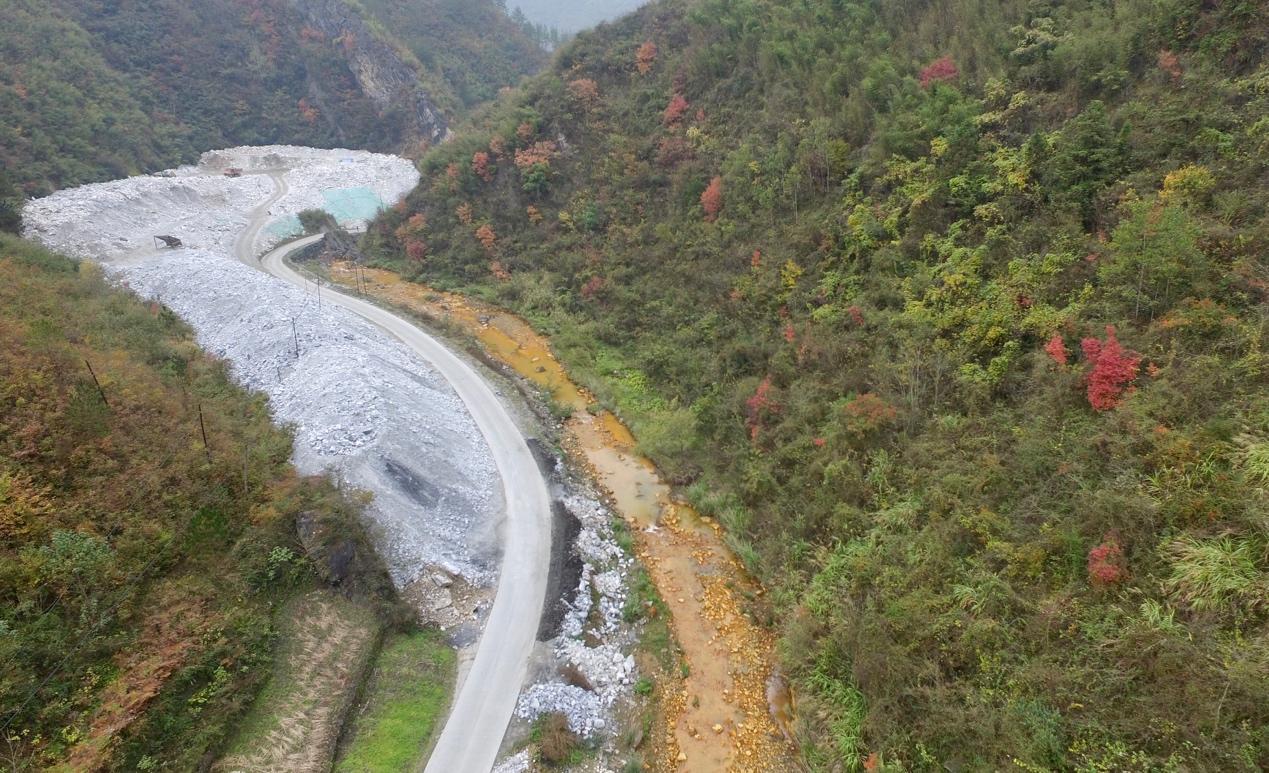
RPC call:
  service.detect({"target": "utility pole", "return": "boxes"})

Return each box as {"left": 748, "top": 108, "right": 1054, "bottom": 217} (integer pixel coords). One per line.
{"left": 291, "top": 318, "right": 300, "bottom": 357}
{"left": 198, "top": 403, "right": 211, "bottom": 463}
{"left": 242, "top": 438, "right": 251, "bottom": 494}
{"left": 83, "top": 359, "right": 109, "bottom": 407}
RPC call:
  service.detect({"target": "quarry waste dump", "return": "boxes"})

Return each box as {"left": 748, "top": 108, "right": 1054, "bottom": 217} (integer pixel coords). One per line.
{"left": 22, "top": 146, "right": 641, "bottom": 767}
{"left": 24, "top": 147, "right": 505, "bottom": 589}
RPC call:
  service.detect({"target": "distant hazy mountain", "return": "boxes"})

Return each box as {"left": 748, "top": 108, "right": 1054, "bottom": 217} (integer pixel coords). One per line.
{"left": 509, "top": 0, "right": 647, "bottom": 33}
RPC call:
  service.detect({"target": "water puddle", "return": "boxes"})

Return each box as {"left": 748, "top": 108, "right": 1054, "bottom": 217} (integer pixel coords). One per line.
{"left": 324, "top": 263, "right": 798, "bottom": 772}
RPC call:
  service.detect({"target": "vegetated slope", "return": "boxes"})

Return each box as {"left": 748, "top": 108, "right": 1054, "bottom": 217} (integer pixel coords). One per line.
{"left": 0, "top": 234, "right": 402, "bottom": 771}
{"left": 365, "top": 0, "right": 1269, "bottom": 768}
{"left": 356, "top": 0, "right": 549, "bottom": 109}
{"left": 0, "top": 0, "right": 545, "bottom": 195}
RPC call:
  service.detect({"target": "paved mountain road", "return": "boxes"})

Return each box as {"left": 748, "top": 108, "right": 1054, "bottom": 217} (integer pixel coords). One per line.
{"left": 238, "top": 173, "right": 552, "bottom": 772}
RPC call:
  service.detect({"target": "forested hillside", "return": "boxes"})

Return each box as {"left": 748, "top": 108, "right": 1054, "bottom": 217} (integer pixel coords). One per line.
{"left": 357, "top": 0, "right": 549, "bottom": 109}
{"left": 0, "top": 0, "right": 544, "bottom": 195}
{"left": 0, "top": 235, "right": 401, "bottom": 770}
{"left": 366, "top": 0, "right": 1269, "bottom": 767}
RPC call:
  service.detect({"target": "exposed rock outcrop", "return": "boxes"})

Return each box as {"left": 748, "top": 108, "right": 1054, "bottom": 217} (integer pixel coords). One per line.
{"left": 291, "top": 0, "right": 451, "bottom": 145}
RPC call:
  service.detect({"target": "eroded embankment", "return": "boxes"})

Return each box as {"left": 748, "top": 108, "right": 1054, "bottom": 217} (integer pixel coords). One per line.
{"left": 324, "top": 263, "right": 799, "bottom": 772}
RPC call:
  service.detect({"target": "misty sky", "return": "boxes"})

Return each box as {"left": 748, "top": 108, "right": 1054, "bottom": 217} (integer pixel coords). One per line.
{"left": 510, "top": 0, "right": 648, "bottom": 33}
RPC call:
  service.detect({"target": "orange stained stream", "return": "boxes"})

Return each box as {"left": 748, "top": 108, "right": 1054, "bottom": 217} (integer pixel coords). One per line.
{"left": 326, "top": 263, "right": 798, "bottom": 772}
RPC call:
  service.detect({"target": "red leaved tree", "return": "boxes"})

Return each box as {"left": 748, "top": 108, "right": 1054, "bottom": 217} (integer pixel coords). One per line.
{"left": 1088, "top": 537, "right": 1126, "bottom": 586}
{"left": 701, "top": 176, "right": 724, "bottom": 222}
{"left": 663, "top": 94, "right": 690, "bottom": 126}
{"left": 1081, "top": 326, "right": 1140, "bottom": 411}
{"left": 405, "top": 238, "right": 428, "bottom": 264}
{"left": 1044, "top": 334, "right": 1069, "bottom": 366}
{"left": 745, "top": 376, "right": 780, "bottom": 442}
{"left": 919, "top": 56, "right": 959, "bottom": 88}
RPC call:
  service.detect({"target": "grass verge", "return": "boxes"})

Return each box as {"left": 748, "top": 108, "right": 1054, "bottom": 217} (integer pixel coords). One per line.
{"left": 334, "top": 629, "right": 455, "bottom": 773}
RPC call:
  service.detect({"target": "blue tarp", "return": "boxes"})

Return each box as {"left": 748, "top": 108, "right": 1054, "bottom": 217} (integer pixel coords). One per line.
{"left": 321, "top": 187, "right": 386, "bottom": 224}
{"left": 263, "top": 187, "right": 388, "bottom": 239}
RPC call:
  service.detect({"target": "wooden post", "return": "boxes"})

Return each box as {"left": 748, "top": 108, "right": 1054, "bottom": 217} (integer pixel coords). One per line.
{"left": 198, "top": 403, "right": 211, "bottom": 463}
{"left": 291, "top": 319, "right": 300, "bottom": 357}
{"left": 83, "top": 359, "right": 109, "bottom": 407}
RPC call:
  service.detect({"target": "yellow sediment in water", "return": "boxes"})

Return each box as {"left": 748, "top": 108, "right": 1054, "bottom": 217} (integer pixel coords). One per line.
{"left": 326, "top": 263, "right": 798, "bottom": 772}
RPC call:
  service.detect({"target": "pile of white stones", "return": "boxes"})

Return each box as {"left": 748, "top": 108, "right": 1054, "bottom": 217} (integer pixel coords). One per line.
{"left": 514, "top": 493, "right": 638, "bottom": 738}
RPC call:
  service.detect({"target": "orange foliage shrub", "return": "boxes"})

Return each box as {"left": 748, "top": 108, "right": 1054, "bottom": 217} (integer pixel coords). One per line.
{"left": 394, "top": 213, "right": 427, "bottom": 243}
{"left": 475, "top": 223, "right": 497, "bottom": 253}
{"left": 636, "top": 41, "right": 658, "bottom": 74}
{"left": 472, "top": 151, "right": 493, "bottom": 182}
{"left": 843, "top": 393, "right": 898, "bottom": 434}
{"left": 568, "top": 78, "right": 601, "bottom": 107}
{"left": 514, "top": 141, "right": 557, "bottom": 171}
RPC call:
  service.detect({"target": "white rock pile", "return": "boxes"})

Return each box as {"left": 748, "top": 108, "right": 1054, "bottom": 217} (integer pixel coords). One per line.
{"left": 513, "top": 494, "right": 638, "bottom": 738}
{"left": 22, "top": 148, "right": 501, "bottom": 588}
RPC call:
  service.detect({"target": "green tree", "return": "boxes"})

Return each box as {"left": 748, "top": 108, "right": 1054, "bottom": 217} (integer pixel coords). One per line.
{"left": 1045, "top": 100, "right": 1124, "bottom": 224}
{"left": 0, "top": 169, "right": 21, "bottom": 233}
{"left": 1101, "top": 200, "right": 1206, "bottom": 320}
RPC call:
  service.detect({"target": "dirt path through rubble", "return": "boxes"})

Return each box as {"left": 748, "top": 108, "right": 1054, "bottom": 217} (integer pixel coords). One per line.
{"left": 323, "top": 263, "right": 799, "bottom": 772}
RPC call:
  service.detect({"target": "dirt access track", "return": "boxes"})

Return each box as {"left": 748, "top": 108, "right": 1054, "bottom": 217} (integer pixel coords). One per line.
{"left": 241, "top": 175, "right": 554, "bottom": 773}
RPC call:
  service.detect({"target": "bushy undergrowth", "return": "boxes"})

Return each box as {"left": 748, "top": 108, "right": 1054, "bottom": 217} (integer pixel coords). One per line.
{"left": 367, "top": 0, "right": 1269, "bottom": 767}
{"left": 0, "top": 235, "right": 397, "bottom": 770}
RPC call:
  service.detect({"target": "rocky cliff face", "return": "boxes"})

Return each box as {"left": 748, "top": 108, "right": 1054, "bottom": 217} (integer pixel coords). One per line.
{"left": 293, "top": 0, "right": 451, "bottom": 145}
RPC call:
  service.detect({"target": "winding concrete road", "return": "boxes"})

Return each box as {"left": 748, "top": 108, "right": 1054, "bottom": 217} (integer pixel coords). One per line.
{"left": 239, "top": 173, "right": 552, "bottom": 772}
